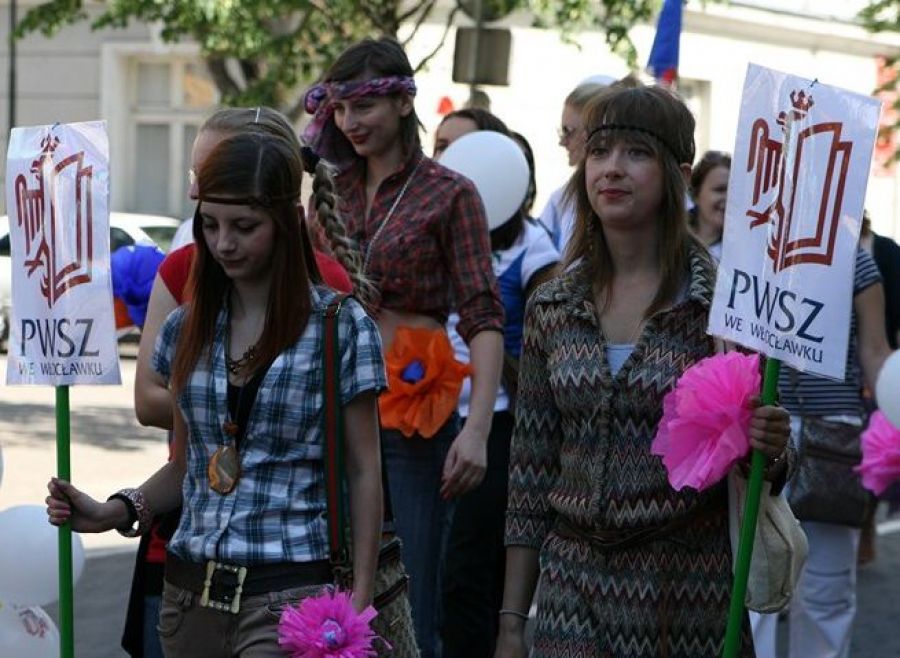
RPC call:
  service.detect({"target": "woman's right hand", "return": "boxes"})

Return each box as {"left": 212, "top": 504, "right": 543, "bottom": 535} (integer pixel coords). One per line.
{"left": 45, "top": 478, "right": 128, "bottom": 534}
{"left": 494, "top": 620, "right": 528, "bottom": 658}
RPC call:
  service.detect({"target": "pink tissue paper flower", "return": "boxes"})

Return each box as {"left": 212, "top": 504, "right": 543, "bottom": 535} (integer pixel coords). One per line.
{"left": 651, "top": 352, "right": 761, "bottom": 491}
{"left": 855, "top": 410, "right": 900, "bottom": 496}
{"left": 278, "top": 588, "right": 379, "bottom": 658}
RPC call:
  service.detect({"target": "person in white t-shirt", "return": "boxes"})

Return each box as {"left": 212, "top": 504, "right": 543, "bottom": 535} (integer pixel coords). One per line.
{"left": 538, "top": 76, "right": 616, "bottom": 253}
{"left": 434, "top": 108, "right": 559, "bottom": 658}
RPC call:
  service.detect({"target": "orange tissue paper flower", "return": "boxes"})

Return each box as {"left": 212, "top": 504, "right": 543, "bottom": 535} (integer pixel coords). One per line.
{"left": 379, "top": 327, "right": 472, "bottom": 439}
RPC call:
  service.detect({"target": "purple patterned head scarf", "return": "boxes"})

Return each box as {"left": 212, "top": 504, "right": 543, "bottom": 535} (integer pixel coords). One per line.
{"left": 301, "top": 75, "right": 417, "bottom": 167}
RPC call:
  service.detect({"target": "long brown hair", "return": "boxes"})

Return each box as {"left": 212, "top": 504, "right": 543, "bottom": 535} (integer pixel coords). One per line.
{"left": 323, "top": 37, "right": 422, "bottom": 163}
{"left": 563, "top": 85, "right": 698, "bottom": 319}
{"left": 171, "top": 132, "right": 311, "bottom": 392}
{"left": 193, "top": 106, "right": 324, "bottom": 286}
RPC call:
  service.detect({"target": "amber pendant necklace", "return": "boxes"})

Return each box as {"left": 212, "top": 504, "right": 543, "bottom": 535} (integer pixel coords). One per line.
{"left": 210, "top": 379, "right": 246, "bottom": 495}
{"left": 206, "top": 386, "right": 244, "bottom": 496}
{"left": 208, "top": 443, "right": 241, "bottom": 495}
{"left": 210, "top": 321, "right": 256, "bottom": 495}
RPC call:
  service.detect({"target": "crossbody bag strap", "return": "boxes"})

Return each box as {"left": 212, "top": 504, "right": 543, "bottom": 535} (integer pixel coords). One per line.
{"left": 322, "top": 295, "right": 399, "bottom": 569}
{"left": 323, "top": 294, "right": 351, "bottom": 566}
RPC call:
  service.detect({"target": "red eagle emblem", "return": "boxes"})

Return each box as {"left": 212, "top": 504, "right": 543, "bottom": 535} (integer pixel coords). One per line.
{"left": 745, "top": 89, "right": 852, "bottom": 272}
{"left": 14, "top": 133, "right": 94, "bottom": 307}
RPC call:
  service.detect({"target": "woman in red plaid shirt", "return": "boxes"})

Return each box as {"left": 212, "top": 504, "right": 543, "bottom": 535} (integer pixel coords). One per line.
{"left": 304, "top": 36, "right": 505, "bottom": 658}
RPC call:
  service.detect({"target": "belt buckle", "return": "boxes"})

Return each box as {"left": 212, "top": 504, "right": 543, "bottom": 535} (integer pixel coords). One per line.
{"left": 199, "top": 560, "right": 248, "bottom": 614}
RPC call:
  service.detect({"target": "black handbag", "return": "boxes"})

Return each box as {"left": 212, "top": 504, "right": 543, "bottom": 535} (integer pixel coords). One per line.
{"left": 322, "top": 295, "right": 420, "bottom": 657}
{"left": 787, "top": 416, "right": 870, "bottom": 528}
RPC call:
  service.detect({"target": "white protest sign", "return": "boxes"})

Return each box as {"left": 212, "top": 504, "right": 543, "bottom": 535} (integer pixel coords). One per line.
{"left": 708, "top": 64, "right": 881, "bottom": 380}
{"left": 5, "top": 121, "right": 121, "bottom": 385}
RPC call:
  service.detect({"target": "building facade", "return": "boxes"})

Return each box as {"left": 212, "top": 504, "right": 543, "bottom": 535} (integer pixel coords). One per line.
{"left": 1, "top": 0, "right": 899, "bottom": 238}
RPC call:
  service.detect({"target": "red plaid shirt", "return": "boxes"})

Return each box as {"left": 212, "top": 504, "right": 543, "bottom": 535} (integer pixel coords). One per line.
{"left": 331, "top": 150, "right": 503, "bottom": 342}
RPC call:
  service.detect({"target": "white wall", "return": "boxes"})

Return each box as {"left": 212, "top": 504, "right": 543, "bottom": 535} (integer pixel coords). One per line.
{"left": 3, "top": 1, "right": 900, "bottom": 240}
{"left": 404, "top": 1, "right": 900, "bottom": 240}
{"left": 0, "top": 3, "right": 153, "bottom": 214}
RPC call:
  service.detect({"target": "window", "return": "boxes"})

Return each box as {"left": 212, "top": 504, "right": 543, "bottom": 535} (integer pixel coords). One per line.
{"left": 678, "top": 79, "right": 711, "bottom": 158}
{"left": 126, "top": 57, "right": 217, "bottom": 219}
{"left": 110, "top": 227, "right": 135, "bottom": 253}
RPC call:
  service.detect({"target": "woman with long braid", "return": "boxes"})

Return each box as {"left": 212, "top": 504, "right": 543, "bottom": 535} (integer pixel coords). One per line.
{"left": 304, "top": 37, "right": 504, "bottom": 658}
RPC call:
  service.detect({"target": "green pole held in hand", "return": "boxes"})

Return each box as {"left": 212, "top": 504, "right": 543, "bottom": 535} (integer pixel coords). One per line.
{"left": 721, "top": 357, "right": 781, "bottom": 657}
{"left": 56, "top": 385, "right": 74, "bottom": 658}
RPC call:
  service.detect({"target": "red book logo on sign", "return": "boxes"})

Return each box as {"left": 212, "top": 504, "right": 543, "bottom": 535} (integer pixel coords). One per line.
{"left": 13, "top": 134, "right": 94, "bottom": 307}
{"left": 745, "top": 89, "right": 852, "bottom": 273}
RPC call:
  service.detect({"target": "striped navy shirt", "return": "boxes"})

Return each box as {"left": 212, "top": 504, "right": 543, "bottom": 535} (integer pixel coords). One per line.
{"left": 779, "top": 248, "right": 882, "bottom": 417}
{"left": 153, "top": 287, "right": 386, "bottom": 565}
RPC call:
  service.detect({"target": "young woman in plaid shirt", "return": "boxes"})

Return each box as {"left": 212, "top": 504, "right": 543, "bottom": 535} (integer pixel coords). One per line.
{"left": 46, "top": 128, "right": 386, "bottom": 657}
{"left": 304, "top": 37, "right": 505, "bottom": 657}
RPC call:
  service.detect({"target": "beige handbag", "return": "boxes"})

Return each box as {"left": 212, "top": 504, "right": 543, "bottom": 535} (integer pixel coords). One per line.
{"left": 727, "top": 469, "right": 808, "bottom": 613}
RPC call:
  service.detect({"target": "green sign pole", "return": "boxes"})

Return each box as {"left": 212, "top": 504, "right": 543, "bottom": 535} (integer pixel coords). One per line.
{"left": 56, "top": 385, "right": 74, "bottom": 658}
{"left": 721, "top": 356, "right": 781, "bottom": 657}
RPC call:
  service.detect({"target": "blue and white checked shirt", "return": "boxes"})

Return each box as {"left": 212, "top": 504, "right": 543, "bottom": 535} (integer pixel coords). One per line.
{"left": 153, "top": 287, "right": 386, "bottom": 565}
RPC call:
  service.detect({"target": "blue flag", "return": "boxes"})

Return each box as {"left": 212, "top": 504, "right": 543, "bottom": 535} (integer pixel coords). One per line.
{"left": 647, "top": 0, "right": 683, "bottom": 85}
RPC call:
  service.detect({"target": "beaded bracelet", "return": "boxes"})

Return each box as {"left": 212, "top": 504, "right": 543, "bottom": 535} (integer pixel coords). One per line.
{"left": 107, "top": 488, "right": 152, "bottom": 538}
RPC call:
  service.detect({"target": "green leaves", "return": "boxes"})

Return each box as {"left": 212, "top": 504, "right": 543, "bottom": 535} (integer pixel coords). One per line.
{"left": 15, "top": 0, "right": 671, "bottom": 114}
{"left": 860, "top": 1, "right": 900, "bottom": 161}
{"left": 859, "top": 0, "right": 900, "bottom": 32}
{"left": 531, "top": 0, "right": 660, "bottom": 66}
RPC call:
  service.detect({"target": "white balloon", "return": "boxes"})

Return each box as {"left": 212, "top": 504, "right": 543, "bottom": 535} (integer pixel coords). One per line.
{"left": 0, "top": 602, "right": 60, "bottom": 658}
{"left": 438, "top": 131, "right": 530, "bottom": 231}
{"left": 0, "top": 505, "right": 85, "bottom": 606}
{"left": 876, "top": 350, "right": 900, "bottom": 428}
{"left": 578, "top": 73, "right": 617, "bottom": 87}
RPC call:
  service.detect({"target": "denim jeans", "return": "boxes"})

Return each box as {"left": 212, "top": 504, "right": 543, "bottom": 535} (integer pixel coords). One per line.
{"left": 381, "top": 417, "right": 458, "bottom": 658}
{"left": 143, "top": 595, "right": 165, "bottom": 658}
{"left": 441, "top": 410, "right": 513, "bottom": 658}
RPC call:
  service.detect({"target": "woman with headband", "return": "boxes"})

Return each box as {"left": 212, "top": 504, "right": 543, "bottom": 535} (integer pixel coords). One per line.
{"left": 495, "top": 85, "right": 792, "bottom": 658}
{"left": 124, "top": 106, "right": 355, "bottom": 658}
{"left": 304, "top": 37, "right": 504, "bottom": 658}
{"left": 46, "top": 129, "right": 386, "bottom": 657}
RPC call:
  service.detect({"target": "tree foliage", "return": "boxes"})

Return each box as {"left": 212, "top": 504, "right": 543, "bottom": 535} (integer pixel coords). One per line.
{"left": 16, "top": 0, "right": 662, "bottom": 117}
{"left": 859, "top": 1, "right": 900, "bottom": 161}
{"left": 860, "top": 0, "right": 900, "bottom": 33}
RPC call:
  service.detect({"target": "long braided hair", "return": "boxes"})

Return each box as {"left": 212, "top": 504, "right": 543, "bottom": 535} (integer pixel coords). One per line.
{"left": 305, "top": 154, "right": 378, "bottom": 308}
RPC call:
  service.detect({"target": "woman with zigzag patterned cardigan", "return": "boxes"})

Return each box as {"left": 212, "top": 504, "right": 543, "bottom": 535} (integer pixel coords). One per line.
{"left": 495, "top": 85, "right": 793, "bottom": 658}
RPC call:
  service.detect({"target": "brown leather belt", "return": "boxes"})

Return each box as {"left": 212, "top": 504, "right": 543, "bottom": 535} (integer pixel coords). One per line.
{"left": 555, "top": 497, "right": 717, "bottom": 553}
{"left": 165, "top": 554, "right": 333, "bottom": 614}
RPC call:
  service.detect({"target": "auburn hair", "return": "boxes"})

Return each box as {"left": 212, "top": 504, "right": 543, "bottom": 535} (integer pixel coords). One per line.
{"left": 323, "top": 37, "right": 422, "bottom": 163}
{"left": 563, "top": 85, "right": 700, "bottom": 319}
{"left": 171, "top": 132, "right": 311, "bottom": 392}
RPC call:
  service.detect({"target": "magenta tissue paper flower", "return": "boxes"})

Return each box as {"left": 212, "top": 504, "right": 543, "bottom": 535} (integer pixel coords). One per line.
{"left": 855, "top": 410, "right": 900, "bottom": 496}
{"left": 278, "top": 588, "right": 379, "bottom": 658}
{"left": 651, "top": 352, "right": 761, "bottom": 491}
